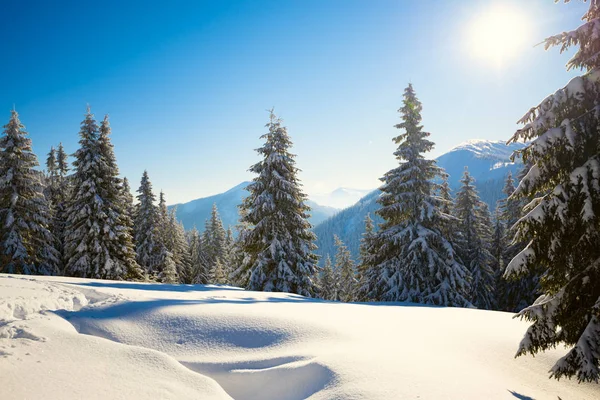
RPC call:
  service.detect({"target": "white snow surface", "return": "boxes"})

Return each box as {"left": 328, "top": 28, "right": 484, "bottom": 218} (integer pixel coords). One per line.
{"left": 1, "top": 274, "right": 599, "bottom": 400}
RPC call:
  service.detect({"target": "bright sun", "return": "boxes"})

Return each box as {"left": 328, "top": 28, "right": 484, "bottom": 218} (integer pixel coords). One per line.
{"left": 466, "top": 4, "right": 531, "bottom": 68}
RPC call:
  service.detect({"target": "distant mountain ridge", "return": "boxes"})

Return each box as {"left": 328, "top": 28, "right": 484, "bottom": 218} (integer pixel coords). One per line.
{"left": 310, "top": 187, "right": 374, "bottom": 209}
{"left": 169, "top": 182, "right": 339, "bottom": 232}
{"left": 313, "top": 139, "right": 527, "bottom": 262}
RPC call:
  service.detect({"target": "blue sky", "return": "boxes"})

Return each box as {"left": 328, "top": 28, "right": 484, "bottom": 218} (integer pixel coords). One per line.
{"left": 0, "top": 0, "right": 589, "bottom": 204}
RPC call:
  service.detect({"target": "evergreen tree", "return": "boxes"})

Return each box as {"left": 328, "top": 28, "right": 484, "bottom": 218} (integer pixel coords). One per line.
{"left": 439, "top": 173, "right": 453, "bottom": 215}
{"left": 318, "top": 255, "right": 337, "bottom": 301}
{"left": 50, "top": 142, "right": 71, "bottom": 272}
{"left": 497, "top": 172, "right": 539, "bottom": 312}
{"left": 44, "top": 146, "right": 58, "bottom": 204}
{"left": 166, "top": 207, "right": 192, "bottom": 282}
{"left": 491, "top": 205, "right": 506, "bottom": 306}
{"left": 203, "top": 203, "right": 227, "bottom": 282}
{"left": 56, "top": 143, "right": 69, "bottom": 178}
{"left": 453, "top": 168, "right": 496, "bottom": 309}
{"left": 357, "top": 213, "right": 376, "bottom": 301}
{"left": 64, "top": 111, "right": 141, "bottom": 280}
{"left": 121, "top": 177, "right": 135, "bottom": 222}
{"left": 238, "top": 111, "right": 318, "bottom": 296}
{"left": 334, "top": 235, "right": 357, "bottom": 302}
{"left": 365, "top": 84, "right": 471, "bottom": 306}
{"left": 506, "top": 1, "right": 600, "bottom": 382}
{"left": 133, "top": 170, "right": 174, "bottom": 281}
{"left": 0, "top": 111, "right": 59, "bottom": 275}
{"left": 187, "top": 227, "right": 210, "bottom": 284}
{"left": 229, "top": 207, "right": 252, "bottom": 287}
{"left": 212, "top": 258, "right": 227, "bottom": 284}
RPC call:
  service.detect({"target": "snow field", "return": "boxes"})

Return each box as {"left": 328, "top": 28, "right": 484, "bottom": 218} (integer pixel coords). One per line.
{"left": 1, "top": 274, "right": 599, "bottom": 399}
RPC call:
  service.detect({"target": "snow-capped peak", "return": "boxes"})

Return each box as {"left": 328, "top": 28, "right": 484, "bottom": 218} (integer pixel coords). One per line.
{"left": 447, "top": 139, "right": 525, "bottom": 161}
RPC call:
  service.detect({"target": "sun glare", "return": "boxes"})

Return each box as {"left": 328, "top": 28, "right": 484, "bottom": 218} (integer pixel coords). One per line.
{"left": 466, "top": 4, "right": 531, "bottom": 68}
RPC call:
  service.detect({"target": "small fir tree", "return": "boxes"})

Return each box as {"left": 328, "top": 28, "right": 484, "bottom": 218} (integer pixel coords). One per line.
{"left": 319, "top": 255, "right": 337, "bottom": 301}
{"left": 334, "top": 235, "right": 357, "bottom": 302}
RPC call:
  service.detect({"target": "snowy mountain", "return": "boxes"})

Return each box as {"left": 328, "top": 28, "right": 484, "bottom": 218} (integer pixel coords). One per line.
{"left": 3, "top": 274, "right": 597, "bottom": 399}
{"left": 310, "top": 187, "right": 374, "bottom": 209}
{"left": 437, "top": 139, "right": 526, "bottom": 191}
{"left": 170, "top": 182, "right": 339, "bottom": 231}
{"left": 314, "top": 139, "right": 526, "bottom": 261}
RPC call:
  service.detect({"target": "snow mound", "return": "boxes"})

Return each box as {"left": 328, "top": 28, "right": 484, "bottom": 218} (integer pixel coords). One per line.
{"left": 2, "top": 274, "right": 599, "bottom": 399}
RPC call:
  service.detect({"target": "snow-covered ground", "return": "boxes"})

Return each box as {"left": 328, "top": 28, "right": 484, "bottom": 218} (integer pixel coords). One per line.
{"left": 1, "top": 274, "right": 598, "bottom": 399}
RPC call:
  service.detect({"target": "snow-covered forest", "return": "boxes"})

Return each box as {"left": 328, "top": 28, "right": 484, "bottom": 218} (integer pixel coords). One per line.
{"left": 1, "top": 0, "right": 600, "bottom": 396}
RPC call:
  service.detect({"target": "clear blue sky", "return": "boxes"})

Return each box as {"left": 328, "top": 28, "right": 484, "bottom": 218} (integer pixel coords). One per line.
{"left": 0, "top": 0, "right": 588, "bottom": 204}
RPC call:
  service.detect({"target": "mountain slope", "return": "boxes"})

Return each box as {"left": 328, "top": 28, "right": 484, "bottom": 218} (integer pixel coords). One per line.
{"left": 314, "top": 139, "right": 526, "bottom": 261}
{"left": 170, "top": 182, "right": 338, "bottom": 231}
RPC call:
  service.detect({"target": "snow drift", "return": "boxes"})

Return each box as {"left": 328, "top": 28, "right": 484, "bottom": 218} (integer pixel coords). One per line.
{"left": 1, "top": 274, "right": 598, "bottom": 399}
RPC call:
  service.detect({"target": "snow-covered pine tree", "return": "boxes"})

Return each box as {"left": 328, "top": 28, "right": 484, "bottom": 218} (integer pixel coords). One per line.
{"left": 496, "top": 171, "right": 539, "bottom": 312}
{"left": 238, "top": 111, "right": 318, "bottom": 296}
{"left": 223, "top": 226, "right": 235, "bottom": 282}
{"left": 356, "top": 212, "right": 376, "bottom": 301}
{"left": 56, "top": 143, "right": 69, "bottom": 178}
{"left": 166, "top": 207, "right": 192, "bottom": 282}
{"left": 319, "top": 255, "right": 337, "bottom": 301}
{"left": 438, "top": 173, "right": 457, "bottom": 242}
{"left": 505, "top": 0, "right": 600, "bottom": 382}
{"left": 365, "top": 84, "right": 471, "bottom": 306}
{"left": 64, "top": 111, "right": 141, "bottom": 280}
{"left": 45, "top": 146, "right": 58, "bottom": 202}
{"left": 121, "top": 177, "right": 135, "bottom": 222}
{"left": 133, "top": 170, "right": 174, "bottom": 280}
{"left": 50, "top": 143, "right": 71, "bottom": 271}
{"left": 491, "top": 205, "right": 506, "bottom": 307}
{"left": 453, "top": 168, "right": 496, "bottom": 309}
{"left": 97, "top": 115, "right": 141, "bottom": 280}
{"left": 187, "top": 227, "right": 210, "bottom": 284}
{"left": 203, "top": 203, "right": 227, "bottom": 282}
{"left": 334, "top": 235, "right": 357, "bottom": 302}
{"left": 212, "top": 258, "right": 227, "bottom": 284}
{"left": 0, "top": 111, "right": 59, "bottom": 275}
{"left": 439, "top": 174, "right": 453, "bottom": 215}
{"left": 229, "top": 207, "right": 252, "bottom": 287}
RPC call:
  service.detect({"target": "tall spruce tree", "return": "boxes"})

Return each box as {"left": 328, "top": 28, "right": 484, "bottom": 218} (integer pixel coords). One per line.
{"left": 0, "top": 111, "right": 59, "bottom": 275}
{"left": 365, "top": 84, "right": 471, "bottom": 306}
{"left": 64, "top": 111, "right": 140, "bottom": 280}
{"left": 453, "top": 168, "right": 496, "bottom": 309}
{"left": 496, "top": 172, "right": 539, "bottom": 312}
{"left": 50, "top": 143, "right": 71, "bottom": 271}
{"left": 133, "top": 170, "right": 174, "bottom": 281}
{"left": 334, "top": 235, "right": 357, "bottom": 302}
{"left": 505, "top": 0, "right": 600, "bottom": 382}
{"left": 238, "top": 111, "right": 318, "bottom": 296}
